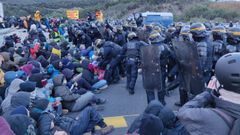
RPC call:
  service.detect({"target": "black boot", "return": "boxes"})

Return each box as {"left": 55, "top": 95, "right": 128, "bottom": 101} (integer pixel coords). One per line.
{"left": 158, "top": 91, "right": 166, "bottom": 106}
{"left": 175, "top": 88, "right": 188, "bottom": 107}
{"left": 160, "top": 99, "right": 166, "bottom": 106}
{"left": 129, "top": 89, "right": 135, "bottom": 95}
{"left": 174, "top": 101, "right": 182, "bottom": 107}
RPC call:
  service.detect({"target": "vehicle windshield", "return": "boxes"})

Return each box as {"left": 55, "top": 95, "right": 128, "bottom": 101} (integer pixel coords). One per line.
{"left": 145, "top": 15, "right": 161, "bottom": 22}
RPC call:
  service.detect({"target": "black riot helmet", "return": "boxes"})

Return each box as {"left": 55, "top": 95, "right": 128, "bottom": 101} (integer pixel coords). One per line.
{"left": 149, "top": 31, "right": 165, "bottom": 44}
{"left": 212, "top": 26, "right": 226, "bottom": 41}
{"left": 175, "top": 22, "right": 184, "bottom": 33}
{"left": 116, "top": 25, "right": 123, "bottom": 33}
{"left": 128, "top": 32, "right": 138, "bottom": 40}
{"left": 95, "top": 39, "right": 105, "bottom": 48}
{"left": 190, "top": 23, "right": 207, "bottom": 41}
{"left": 180, "top": 25, "right": 190, "bottom": 36}
{"left": 227, "top": 27, "right": 240, "bottom": 45}
{"left": 180, "top": 25, "right": 192, "bottom": 41}
{"left": 215, "top": 53, "right": 240, "bottom": 93}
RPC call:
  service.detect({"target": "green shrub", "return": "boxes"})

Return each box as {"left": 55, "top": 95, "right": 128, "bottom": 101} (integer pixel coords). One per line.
{"left": 183, "top": 3, "right": 240, "bottom": 21}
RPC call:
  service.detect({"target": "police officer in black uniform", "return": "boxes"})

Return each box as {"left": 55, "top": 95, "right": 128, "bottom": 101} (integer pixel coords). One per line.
{"left": 142, "top": 31, "right": 172, "bottom": 105}
{"left": 212, "top": 26, "right": 227, "bottom": 68}
{"left": 113, "top": 25, "right": 127, "bottom": 46}
{"left": 120, "top": 32, "right": 146, "bottom": 95}
{"left": 179, "top": 25, "right": 193, "bottom": 42}
{"left": 174, "top": 25, "right": 193, "bottom": 106}
{"left": 226, "top": 27, "right": 240, "bottom": 53}
{"left": 95, "top": 39, "right": 122, "bottom": 84}
{"left": 190, "top": 23, "right": 213, "bottom": 84}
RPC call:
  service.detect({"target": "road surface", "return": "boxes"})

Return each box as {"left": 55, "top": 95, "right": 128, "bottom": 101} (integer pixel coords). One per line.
{"left": 97, "top": 76, "right": 179, "bottom": 135}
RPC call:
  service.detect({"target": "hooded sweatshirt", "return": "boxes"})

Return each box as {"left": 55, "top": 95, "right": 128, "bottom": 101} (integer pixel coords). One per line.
{"left": 178, "top": 90, "right": 240, "bottom": 135}
{"left": 53, "top": 74, "right": 80, "bottom": 110}
{"left": 1, "top": 79, "right": 24, "bottom": 112}
{"left": 3, "top": 92, "right": 31, "bottom": 118}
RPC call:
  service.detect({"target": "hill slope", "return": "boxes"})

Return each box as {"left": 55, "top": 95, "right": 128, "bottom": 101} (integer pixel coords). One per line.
{"left": 1, "top": 0, "right": 240, "bottom": 21}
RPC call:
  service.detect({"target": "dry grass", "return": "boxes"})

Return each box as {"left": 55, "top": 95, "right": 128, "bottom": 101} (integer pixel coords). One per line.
{"left": 209, "top": 1, "right": 240, "bottom": 11}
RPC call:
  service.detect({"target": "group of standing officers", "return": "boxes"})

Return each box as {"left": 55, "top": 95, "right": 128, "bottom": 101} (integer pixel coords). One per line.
{"left": 67, "top": 19, "right": 240, "bottom": 106}
{"left": 87, "top": 20, "right": 240, "bottom": 106}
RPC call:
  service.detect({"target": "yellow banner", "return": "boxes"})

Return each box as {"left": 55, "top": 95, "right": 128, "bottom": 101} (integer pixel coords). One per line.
{"left": 96, "top": 10, "right": 104, "bottom": 22}
{"left": 66, "top": 10, "right": 79, "bottom": 20}
{"left": 52, "top": 48, "right": 61, "bottom": 57}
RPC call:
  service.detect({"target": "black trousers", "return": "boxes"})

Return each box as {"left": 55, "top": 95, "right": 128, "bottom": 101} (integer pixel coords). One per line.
{"left": 126, "top": 60, "right": 138, "bottom": 90}
{"left": 146, "top": 90, "right": 166, "bottom": 105}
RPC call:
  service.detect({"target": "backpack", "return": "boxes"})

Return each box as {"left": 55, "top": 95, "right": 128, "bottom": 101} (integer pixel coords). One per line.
{"left": 212, "top": 109, "right": 240, "bottom": 135}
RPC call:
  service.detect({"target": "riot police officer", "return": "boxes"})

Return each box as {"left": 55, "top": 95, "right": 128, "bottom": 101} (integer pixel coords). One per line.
{"left": 212, "top": 26, "right": 227, "bottom": 68}
{"left": 95, "top": 39, "right": 122, "bottom": 84}
{"left": 76, "top": 30, "right": 93, "bottom": 48}
{"left": 113, "top": 25, "right": 127, "bottom": 46}
{"left": 174, "top": 25, "right": 193, "bottom": 107}
{"left": 120, "top": 32, "right": 146, "bottom": 95}
{"left": 141, "top": 24, "right": 153, "bottom": 43}
{"left": 179, "top": 25, "right": 193, "bottom": 42}
{"left": 173, "top": 22, "right": 184, "bottom": 39}
{"left": 190, "top": 23, "right": 213, "bottom": 84}
{"left": 226, "top": 27, "right": 240, "bottom": 53}
{"left": 141, "top": 31, "right": 171, "bottom": 105}
{"left": 173, "top": 24, "right": 212, "bottom": 106}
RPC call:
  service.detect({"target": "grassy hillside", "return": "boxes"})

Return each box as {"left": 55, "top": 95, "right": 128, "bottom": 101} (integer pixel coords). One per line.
{"left": 1, "top": 0, "right": 240, "bottom": 21}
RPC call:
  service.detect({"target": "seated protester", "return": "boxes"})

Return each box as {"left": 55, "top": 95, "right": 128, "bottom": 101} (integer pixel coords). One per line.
{"left": 0, "top": 52, "right": 17, "bottom": 72}
{"left": 36, "top": 45, "right": 51, "bottom": 60}
{"left": 76, "top": 77, "right": 93, "bottom": 94}
{"left": 36, "top": 55, "right": 50, "bottom": 69}
{"left": 52, "top": 74, "right": 106, "bottom": 112}
{"left": 2, "top": 71, "right": 25, "bottom": 98}
{"left": 80, "top": 44, "right": 93, "bottom": 58}
{"left": 20, "top": 63, "right": 34, "bottom": 76}
{"left": 29, "top": 73, "right": 52, "bottom": 99}
{"left": 3, "top": 91, "right": 49, "bottom": 121}
{"left": 29, "top": 42, "right": 40, "bottom": 60}
{"left": 81, "top": 59, "right": 108, "bottom": 93}
{"left": 1, "top": 36, "right": 15, "bottom": 52}
{"left": 61, "top": 68, "right": 87, "bottom": 95}
{"left": 38, "top": 28, "right": 47, "bottom": 43}
{"left": 60, "top": 40, "right": 70, "bottom": 58}
{"left": 13, "top": 47, "right": 25, "bottom": 65}
{"left": 38, "top": 106, "right": 114, "bottom": 135}
{"left": 29, "top": 73, "right": 57, "bottom": 113}
{"left": 61, "top": 68, "right": 74, "bottom": 83}
{"left": 62, "top": 58, "right": 75, "bottom": 70}
{"left": 1, "top": 79, "right": 24, "bottom": 113}
{"left": 72, "top": 53, "right": 84, "bottom": 74}
{"left": 28, "top": 24, "right": 39, "bottom": 42}
{"left": 28, "top": 60, "right": 42, "bottom": 71}
{"left": 19, "top": 81, "right": 37, "bottom": 93}
{"left": 6, "top": 106, "right": 37, "bottom": 135}
{"left": 138, "top": 114, "right": 164, "bottom": 135}
{"left": 177, "top": 53, "right": 240, "bottom": 135}
{"left": 127, "top": 100, "right": 180, "bottom": 135}
{"left": 47, "top": 60, "right": 62, "bottom": 79}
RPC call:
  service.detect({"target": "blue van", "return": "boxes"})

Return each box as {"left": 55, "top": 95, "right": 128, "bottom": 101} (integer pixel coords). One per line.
{"left": 142, "top": 12, "right": 173, "bottom": 28}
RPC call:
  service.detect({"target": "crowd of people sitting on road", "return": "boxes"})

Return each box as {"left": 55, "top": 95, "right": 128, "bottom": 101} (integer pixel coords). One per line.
{"left": 0, "top": 11, "right": 240, "bottom": 135}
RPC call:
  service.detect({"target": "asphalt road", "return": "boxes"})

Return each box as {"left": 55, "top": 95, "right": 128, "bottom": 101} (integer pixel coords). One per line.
{"left": 97, "top": 75, "right": 179, "bottom": 135}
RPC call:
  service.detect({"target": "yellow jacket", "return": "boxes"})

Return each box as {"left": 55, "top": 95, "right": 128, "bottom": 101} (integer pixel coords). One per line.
{"left": 34, "top": 11, "right": 42, "bottom": 22}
